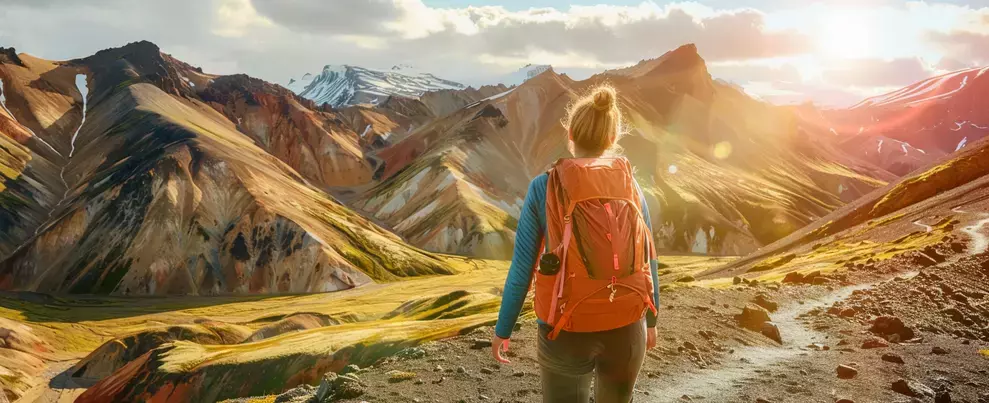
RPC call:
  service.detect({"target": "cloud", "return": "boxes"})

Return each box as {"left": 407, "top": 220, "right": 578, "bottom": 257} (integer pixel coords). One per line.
{"left": 709, "top": 62, "right": 803, "bottom": 84}
{"left": 248, "top": 1, "right": 814, "bottom": 65}
{"left": 927, "top": 30, "right": 989, "bottom": 65}
{"left": 821, "top": 58, "right": 935, "bottom": 87}
{"left": 250, "top": 0, "right": 400, "bottom": 36}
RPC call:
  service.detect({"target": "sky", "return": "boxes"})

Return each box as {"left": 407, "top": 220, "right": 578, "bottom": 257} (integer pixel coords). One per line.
{"left": 1, "top": 0, "right": 988, "bottom": 107}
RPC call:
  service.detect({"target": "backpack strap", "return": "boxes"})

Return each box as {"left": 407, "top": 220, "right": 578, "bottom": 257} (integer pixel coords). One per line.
{"left": 603, "top": 203, "right": 621, "bottom": 273}
{"left": 547, "top": 208, "right": 573, "bottom": 326}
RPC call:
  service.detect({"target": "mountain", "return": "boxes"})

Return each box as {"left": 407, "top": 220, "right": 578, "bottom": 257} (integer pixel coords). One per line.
{"left": 352, "top": 45, "right": 892, "bottom": 259}
{"left": 705, "top": 133, "right": 989, "bottom": 279}
{"left": 797, "top": 67, "right": 989, "bottom": 175}
{"left": 0, "top": 41, "right": 455, "bottom": 296}
{"left": 287, "top": 64, "right": 466, "bottom": 108}
{"left": 499, "top": 64, "right": 552, "bottom": 86}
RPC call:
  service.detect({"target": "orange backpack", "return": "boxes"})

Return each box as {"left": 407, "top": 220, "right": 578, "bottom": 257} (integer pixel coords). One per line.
{"left": 535, "top": 157, "right": 657, "bottom": 340}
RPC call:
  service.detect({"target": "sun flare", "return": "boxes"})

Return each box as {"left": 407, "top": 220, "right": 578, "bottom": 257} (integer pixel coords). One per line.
{"left": 815, "top": 10, "right": 873, "bottom": 59}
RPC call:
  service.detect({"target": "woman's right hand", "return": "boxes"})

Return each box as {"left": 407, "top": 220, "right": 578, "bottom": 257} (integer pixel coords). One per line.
{"left": 492, "top": 334, "right": 511, "bottom": 363}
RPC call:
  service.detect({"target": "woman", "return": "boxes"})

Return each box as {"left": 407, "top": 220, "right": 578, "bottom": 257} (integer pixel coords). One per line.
{"left": 491, "top": 85, "right": 661, "bottom": 403}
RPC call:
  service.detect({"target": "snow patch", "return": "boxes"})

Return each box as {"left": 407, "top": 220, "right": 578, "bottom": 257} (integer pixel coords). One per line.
{"left": 68, "top": 74, "right": 89, "bottom": 158}
{"left": 955, "top": 137, "right": 968, "bottom": 152}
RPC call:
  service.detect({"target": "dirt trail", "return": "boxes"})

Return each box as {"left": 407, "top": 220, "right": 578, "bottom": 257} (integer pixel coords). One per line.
{"left": 646, "top": 278, "right": 905, "bottom": 401}
{"left": 952, "top": 206, "right": 989, "bottom": 254}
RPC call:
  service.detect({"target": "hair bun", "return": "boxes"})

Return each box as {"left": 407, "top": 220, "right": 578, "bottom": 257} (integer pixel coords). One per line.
{"left": 591, "top": 87, "right": 616, "bottom": 112}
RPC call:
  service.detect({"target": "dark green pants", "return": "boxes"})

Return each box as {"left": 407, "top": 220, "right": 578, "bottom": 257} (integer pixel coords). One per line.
{"left": 537, "top": 319, "right": 647, "bottom": 403}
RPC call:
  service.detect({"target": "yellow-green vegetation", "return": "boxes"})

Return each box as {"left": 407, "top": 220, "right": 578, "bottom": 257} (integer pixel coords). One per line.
{"left": 741, "top": 216, "right": 955, "bottom": 283}
{"left": 980, "top": 349, "right": 989, "bottom": 358}
{"left": 871, "top": 145, "right": 989, "bottom": 218}
{"left": 866, "top": 212, "right": 906, "bottom": 228}
{"left": 748, "top": 253, "right": 797, "bottom": 273}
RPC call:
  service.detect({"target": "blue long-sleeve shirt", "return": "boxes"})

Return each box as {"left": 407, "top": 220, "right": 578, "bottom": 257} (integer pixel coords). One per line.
{"left": 494, "top": 173, "right": 661, "bottom": 339}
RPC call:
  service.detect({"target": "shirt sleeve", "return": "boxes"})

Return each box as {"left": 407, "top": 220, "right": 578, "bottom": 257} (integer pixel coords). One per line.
{"left": 494, "top": 174, "right": 547, "bottom": 339}
{"left": 636, "top": 180, "right": 661, "bottom": 328}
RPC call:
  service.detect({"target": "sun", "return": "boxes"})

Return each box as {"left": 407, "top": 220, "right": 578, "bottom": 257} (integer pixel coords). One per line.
{"left": 815, "top": 10, "right": 873, "bottom": 59}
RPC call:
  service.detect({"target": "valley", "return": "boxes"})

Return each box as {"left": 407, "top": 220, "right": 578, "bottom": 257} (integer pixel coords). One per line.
{"left": 1, "top": 39, "right": 988, "bottom": 403}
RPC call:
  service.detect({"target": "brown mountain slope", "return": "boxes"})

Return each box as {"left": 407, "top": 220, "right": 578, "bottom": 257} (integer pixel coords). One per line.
{"left": 0, "top": 41, "right": 453, "bottom": 295}
{"left": 707, "top": 134, "right": 989, "bottom": 277}
{"left": 354, "top": 44, "right": 891, "bottom": 258}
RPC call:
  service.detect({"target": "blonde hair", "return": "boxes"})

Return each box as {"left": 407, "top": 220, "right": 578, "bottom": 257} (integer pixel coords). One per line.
{"left": 563, "top": 85, "right": 625, "bottom": 156}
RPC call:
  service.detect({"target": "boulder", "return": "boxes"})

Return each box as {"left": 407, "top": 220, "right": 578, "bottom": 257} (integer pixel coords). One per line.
{"left": 761, "top": 322, "right": 782, "bottom": 344}
{"left": 892, "top": 379, "right": 934, "bottom": 398}
{"left": 862, "top": 337, "right": 889, "bottom": 349}
{"left": 881, "top": 353, "right": 904, "bottom": 364}
{"left": 753, "top": 293, "right": 779, "bottom": 312}
{"left": 931, "top": 346, "right": 950, "bottom": 355}
{"left": 736, "top": 305, "right": 772, "bottom": 330}
{"left": 869, "top": 316, "right": 915, "bottom": 341}
{"left": 836, "top": 364, "right": 858, "bottom": 379}
{"left": 782, "top": 272, "right": 805, "bottom": 284}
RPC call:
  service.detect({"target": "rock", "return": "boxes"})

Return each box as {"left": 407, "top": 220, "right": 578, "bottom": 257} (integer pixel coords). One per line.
{"left": 736, "top": 304, "right": 772, "bottom": 331}
{"left": 881, "top": 353, "right": 905, "bottom": 364}
{"left": 386, "top": 370, "right": 417, "bottom": 383}
{"left": 870, "top": 316, "right": 915, "bottom": 341}
{"left": 682, "top": 341, "right": 698, "bottom": 351}
{"left": 332, "top": 373, "right": 366, "bottom": 399}
{"left": 931, "top": 346, "right": 950, "bottom": 355}
{"left": 274, "top": 384, "right": 316, "bottom": 403}
{"left": 469, "top": 338, "right": 493, "bottom": 350}
{"left": 836, "top": 400, "right": 855, "bottom": 403}
{"left": 862, "top": 338, "right": 889, "bottom": 349}
{"left": 761, "top": 322, "right": 782, "bottom": 344}
{"left": 892, "top": 379, "right": 933, "bottom": 398}
{"left": 340, "top": 364, "right": 361, "bottom": 375}
{"left": 839, "top": 308, "right": 857, "bottom": 317}
{"left": 753, "top": 293, "right": 779, "bottom": 312}
{"left": 512, "top": 370, "right": 526, "bottom": 377}
{"left": 315, "top": 372, "right": 338, "bottom": 402}
{"left": 782, "top": 272, "right": 805, "bottom": 284}
{"left": 676, "top": 275, "right": 696, "bottom": 283}
{"left": 935, "top": 391, "right": 952, "bottom": 403}
{"left": 396, "top": 347, "right": 427, "bottom": 360}
{"left": 480, "top": 367, "right": 494, "bottom": 375}
{"left": 836, "top": 364, "right": 858, "bottom": 379}
{"left": 456, "top": 366, "right": 467, "bottom": 374}
{"left": 755, "top": 398, "right": 775, "bottom": 403}
{"left": 733, "top": 276, "right": 742, "bottom": 285}
{"left": 433, "top": 365, "right": 444, "bottom": 372}
{"left": 432, "top": 376, "right": 445, "bottom": 385}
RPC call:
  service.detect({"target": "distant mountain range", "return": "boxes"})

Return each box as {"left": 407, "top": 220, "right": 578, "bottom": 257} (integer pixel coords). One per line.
{"left": 286, "top": 64, "right": 466, "bottom": 108}
{"left": 2, "top": 40, "right": 987, "bottom": 298}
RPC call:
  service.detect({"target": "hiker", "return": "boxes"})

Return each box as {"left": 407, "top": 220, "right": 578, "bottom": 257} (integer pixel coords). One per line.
{"left": 491, "top": 85, "right": 661, "bottom": 403}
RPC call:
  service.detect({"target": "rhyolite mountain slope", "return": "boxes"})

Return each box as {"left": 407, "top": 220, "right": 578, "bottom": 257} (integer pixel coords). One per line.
{"left": 796, "top": 67, "right": 989, "bottom": 175}
{"left": 288, "top": 64, "right": 466, "bottom": 108}
{"left": 352, "top": 44, "right": 892, "bottom": 259}
{"left": 0, "top": 41, "right": 455, "bottom": 296}
{"left": 707, "top": 132, "right": 989, "bottom": 277}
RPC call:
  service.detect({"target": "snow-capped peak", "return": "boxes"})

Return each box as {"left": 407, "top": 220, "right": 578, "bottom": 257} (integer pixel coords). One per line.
{"left": 496, "top": 64, "right": 552, "bottom": 87}
{"left": 286, "top": 64, "right": 465, "bottom": 108}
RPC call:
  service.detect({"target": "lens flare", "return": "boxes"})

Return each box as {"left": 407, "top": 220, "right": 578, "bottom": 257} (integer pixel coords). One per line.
{"left": 713, "top": 141, "right": 733, "bottom": 159}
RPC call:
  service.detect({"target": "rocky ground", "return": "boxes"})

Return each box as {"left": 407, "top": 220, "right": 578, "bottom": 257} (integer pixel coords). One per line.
{"left": 234, "top": 234, "right": 989, "bottom": 403}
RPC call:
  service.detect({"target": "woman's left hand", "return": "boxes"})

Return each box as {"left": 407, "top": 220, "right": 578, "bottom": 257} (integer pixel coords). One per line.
{"left": 647, "top": 327, "right": 657, "bottom": 349}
